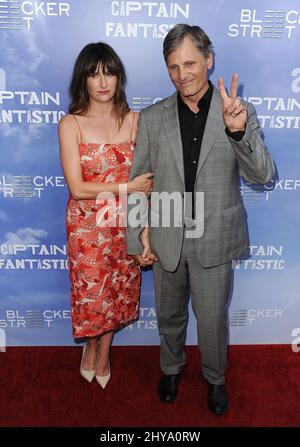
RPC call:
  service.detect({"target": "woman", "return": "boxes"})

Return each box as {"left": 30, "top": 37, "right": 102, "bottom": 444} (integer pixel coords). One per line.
{"left": 59, "top": 42, "right": 153, "bottom": 388}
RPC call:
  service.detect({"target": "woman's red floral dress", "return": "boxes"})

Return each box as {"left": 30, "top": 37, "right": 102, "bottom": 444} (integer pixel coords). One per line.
{"left": 66, "top": 139, "right": 140, "bottom": 338}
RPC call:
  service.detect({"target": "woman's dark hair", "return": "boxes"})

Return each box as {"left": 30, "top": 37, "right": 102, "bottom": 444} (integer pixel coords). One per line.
{"left": 69, "top": 42, "right": 129, "bottom": 124}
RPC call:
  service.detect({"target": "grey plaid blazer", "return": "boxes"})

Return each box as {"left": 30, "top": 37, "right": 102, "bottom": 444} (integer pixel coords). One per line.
{"left": 126, "top": 86, "right": 275, "bottom": 271}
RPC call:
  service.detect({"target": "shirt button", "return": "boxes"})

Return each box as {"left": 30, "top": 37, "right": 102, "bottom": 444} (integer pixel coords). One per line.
{"left": 193, "top": 137, "right": 197, "bottom": 141}
{"left": 193, "top": 160, "right": 197, "bottom": 164}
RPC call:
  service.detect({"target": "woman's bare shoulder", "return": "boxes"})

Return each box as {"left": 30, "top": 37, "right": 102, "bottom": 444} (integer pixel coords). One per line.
{"left": 58, "top": 114, "right": 81, "bottom": 146}
{"left": 59, "top": 113, "right": 77, "bottom": 129}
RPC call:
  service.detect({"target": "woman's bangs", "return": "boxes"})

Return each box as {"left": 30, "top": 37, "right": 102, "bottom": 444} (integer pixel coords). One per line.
{"left": 101, "top": 54, "right": 119, "bottom": 76}
{"left": 85, "top": 54, "right": 101, "bottom": 77}
{"left": 84, "top": 51, "right": 119, "bottom": 77}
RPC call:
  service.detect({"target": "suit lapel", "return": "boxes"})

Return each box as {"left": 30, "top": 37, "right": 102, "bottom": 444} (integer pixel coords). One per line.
{"left": 162, "top": 93, "right": 185, "bottom": 184}
{"left": 195, "top": 87, "right": 223, "bottom": 182}
{"left": 161, "top": 87, "right": 223, "bottom": 185}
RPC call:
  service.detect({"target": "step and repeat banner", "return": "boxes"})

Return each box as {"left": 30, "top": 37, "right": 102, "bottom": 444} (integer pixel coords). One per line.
{"left": 0, "top": 0, "right": 299, "bottom": 346}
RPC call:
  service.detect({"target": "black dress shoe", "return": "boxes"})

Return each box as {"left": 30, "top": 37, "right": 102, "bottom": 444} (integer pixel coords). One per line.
{"left": 208, "top": 383, "right": 228, "bottom": 415}
{"left": 158, "top": 373, "right": 181, "bottom": 404}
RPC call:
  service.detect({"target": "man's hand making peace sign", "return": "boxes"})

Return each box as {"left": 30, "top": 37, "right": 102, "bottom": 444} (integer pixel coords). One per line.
{"left": 218, "top": 74, "right": 246, "bottom": 133}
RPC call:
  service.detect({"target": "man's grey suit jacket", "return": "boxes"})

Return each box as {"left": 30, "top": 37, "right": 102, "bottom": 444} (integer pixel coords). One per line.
{"left": 126, "top": 86, "right": 275, "bottom": 271}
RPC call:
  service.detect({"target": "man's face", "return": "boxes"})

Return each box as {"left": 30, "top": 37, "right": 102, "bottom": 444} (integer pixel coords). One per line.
{"left": 166, "top": 36, "right": 213, "bottom": 100}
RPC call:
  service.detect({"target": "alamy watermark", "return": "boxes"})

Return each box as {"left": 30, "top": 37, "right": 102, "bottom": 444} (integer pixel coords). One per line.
{"left": 95, "top": 187, "right": 205, "bottom": 239}
{"left": 291, "top": 328, "right": 300, "bottom": 353}
{"left": 0, "top": 329, "right": 6, "bottom": 352}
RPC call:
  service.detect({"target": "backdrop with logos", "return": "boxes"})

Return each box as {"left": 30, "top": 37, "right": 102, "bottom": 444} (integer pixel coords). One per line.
{"left": 0, "top": 0, "right": 299, "bottom": 347}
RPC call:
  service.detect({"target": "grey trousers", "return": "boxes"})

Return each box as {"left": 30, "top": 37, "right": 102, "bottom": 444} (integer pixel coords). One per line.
{"left": 152, "top": 233, "right": 232, "bottom": 385}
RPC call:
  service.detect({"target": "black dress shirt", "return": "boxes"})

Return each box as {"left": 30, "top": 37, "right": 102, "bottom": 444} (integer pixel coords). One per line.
{"left": 177, "top": 81, "right": 245, "bottom": 219}
{"left": 178, "top": 81, "right": 213, "bottom": 219}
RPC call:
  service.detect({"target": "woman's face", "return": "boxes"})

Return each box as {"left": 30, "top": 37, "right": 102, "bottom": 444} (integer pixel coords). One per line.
{"left": 86, "top": 63, "right": 118, "bottom": 105}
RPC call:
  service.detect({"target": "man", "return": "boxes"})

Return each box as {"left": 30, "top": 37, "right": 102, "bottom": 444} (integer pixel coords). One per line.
{"left": 126, "top": 24, "right": 275, "bottom": 415}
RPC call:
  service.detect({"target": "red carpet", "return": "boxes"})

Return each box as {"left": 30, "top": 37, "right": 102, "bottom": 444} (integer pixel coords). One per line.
{"left": 1, "top": 345, "right": 300, "bottom": 427}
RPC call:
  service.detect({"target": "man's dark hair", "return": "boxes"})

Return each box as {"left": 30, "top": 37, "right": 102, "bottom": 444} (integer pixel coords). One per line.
{"left": 163, "top": 24, "right": 213, "bottom": 62}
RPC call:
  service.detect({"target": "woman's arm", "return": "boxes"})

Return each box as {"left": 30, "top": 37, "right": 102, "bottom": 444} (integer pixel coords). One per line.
{"left": 59, "top": 114, "right": 153, "bottom": 200}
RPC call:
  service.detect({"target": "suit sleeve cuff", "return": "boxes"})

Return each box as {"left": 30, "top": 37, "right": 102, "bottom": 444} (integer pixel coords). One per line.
{"left": 225, "top": 127, "right": 246, "bottom": 141}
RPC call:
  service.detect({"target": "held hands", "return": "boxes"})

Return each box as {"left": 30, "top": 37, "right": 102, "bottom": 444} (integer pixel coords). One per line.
{"left": 133, "top": 227, "right": 158, "bottom": 267}
{"left": 218, "top": 74, "right": 247, "bottom": 133}
{"left": 128, "top": 172, "right": 154, "bottom": 194}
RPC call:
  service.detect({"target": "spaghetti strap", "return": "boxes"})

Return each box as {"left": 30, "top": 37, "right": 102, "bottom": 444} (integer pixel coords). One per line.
{"left": 130, "top": 111, "right": 137, "bottom": 142}
{"left": 72, "top": 115, "right": 83, "bottom": 144}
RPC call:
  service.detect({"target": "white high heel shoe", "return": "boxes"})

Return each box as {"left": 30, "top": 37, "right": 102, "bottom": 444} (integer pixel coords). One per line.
{"left": 96, "top": 361, "right": 111, "bottom": 389}
{"left": 79, "top": 343, "right": 96, "bottom": 383}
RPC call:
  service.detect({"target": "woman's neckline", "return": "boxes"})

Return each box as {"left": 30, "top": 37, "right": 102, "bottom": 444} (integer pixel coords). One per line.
{"left": 79, "top": 140, "right": 135, "bottom": 146}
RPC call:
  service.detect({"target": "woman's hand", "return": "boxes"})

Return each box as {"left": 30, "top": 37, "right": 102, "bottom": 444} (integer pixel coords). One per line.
{"left": 140, "top": 227, "right": 151, "bottom": 260}
{"left": 133, "top": 227, "right": 158, "bottom": 267}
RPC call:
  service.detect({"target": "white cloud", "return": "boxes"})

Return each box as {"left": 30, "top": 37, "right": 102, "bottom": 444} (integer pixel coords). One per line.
{"left": 1, "top": 227, "right": 48, "bottom": 246}
{"left": 0, "top": 29, "right": 48, "bottom": 86}
{"left": 0, "top": 123, "right": 20, "bottom": 138}
{"left": 0, "top": 124, "right": 46, "bottom": 161}
{"left": 0, "top": 30, "right": 50, "bottom": 159}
